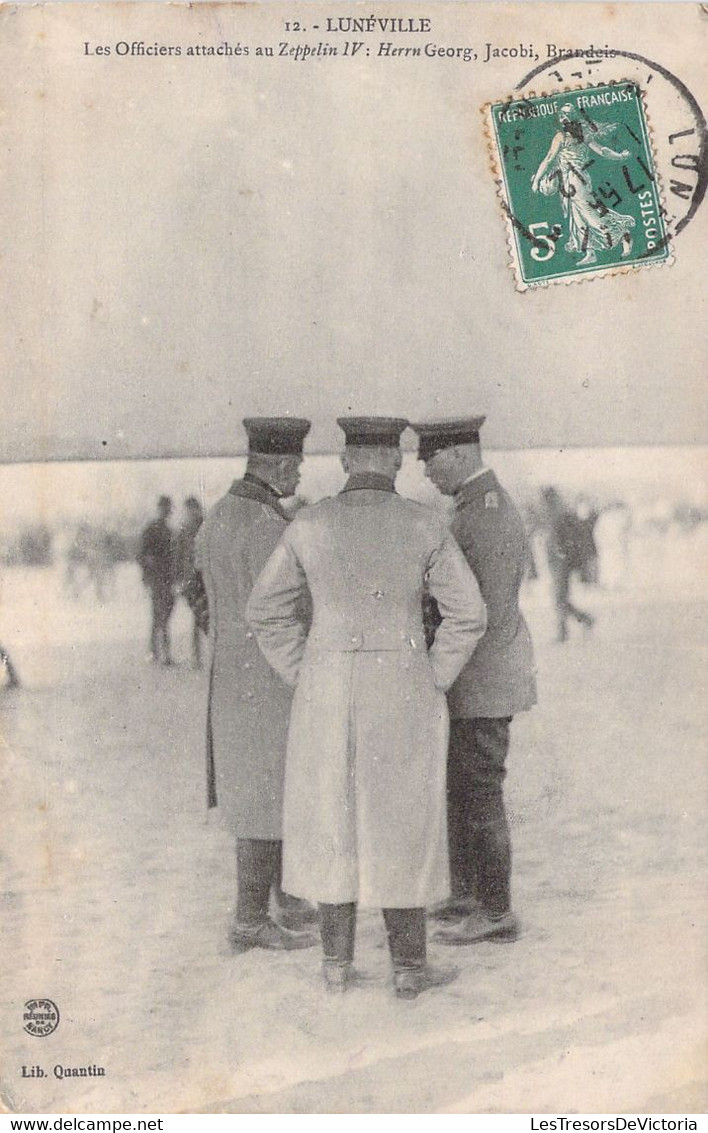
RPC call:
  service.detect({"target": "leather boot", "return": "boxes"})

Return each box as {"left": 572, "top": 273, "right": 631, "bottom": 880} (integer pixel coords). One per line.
{"left": 393, "top": 965, "right": 459, "bottom": 1000}
{"left": 230, "top": 917, "right": 318, "bottom": 953}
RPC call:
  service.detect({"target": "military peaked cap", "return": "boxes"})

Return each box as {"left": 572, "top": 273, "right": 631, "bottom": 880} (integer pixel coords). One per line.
{"left": 243, "top": 417, "right": 311, "bottom": 455}
{"left": 337, "top": 416, "right": 409, "bottom": 447}
{"left": 410, "top": 416, "right": 487, "bottom": 461}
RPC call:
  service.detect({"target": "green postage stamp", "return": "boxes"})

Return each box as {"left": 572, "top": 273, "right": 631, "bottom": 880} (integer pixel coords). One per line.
{"left": 485, "top": 80, "right": 671, "bottom": 289}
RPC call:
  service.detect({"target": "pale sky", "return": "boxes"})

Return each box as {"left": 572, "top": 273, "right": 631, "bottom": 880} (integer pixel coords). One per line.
{"left": 2, "top": 2, "right": 706, "bottom": 461}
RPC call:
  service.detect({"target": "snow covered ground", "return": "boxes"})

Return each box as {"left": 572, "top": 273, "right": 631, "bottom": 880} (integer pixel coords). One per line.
{"left": 1, "top": 525, "right": 706, "bottom": 1114}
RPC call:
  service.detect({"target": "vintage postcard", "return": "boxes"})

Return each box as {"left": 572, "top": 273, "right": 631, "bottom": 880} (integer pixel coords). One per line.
{"left": 1, "top": 1, "right": 706, "bottom": 1116}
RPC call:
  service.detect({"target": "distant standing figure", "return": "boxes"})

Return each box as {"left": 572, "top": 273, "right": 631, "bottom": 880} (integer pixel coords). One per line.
{"left": 1, "top": 643, "right": 21, "bottom": 690}
{"left": 65, "top": 523, "right": 114, "bottom": 600}
{"left": 575, "top": 495, "right": 601, "bottom": 586}
{"left": 542, "top": 486, "right": 595, "bottom": 642}
{"left": 175, "top": 496, "right": 205, "bottom": 669}
{"left": 595, "top": 502, "right": 632, "bottom": 590}
{"left": 138, "top": 496, "right": 176, "bottom": 666}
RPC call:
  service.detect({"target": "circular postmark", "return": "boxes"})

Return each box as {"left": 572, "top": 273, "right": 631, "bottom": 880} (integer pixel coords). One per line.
{"left": 23, "top": 999, "right": 60, "bottom": 1037}
{"left": 516, "top": 49, "right": 707, "bottom": 240}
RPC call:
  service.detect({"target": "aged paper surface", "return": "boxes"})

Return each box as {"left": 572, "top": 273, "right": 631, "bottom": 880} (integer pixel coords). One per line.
{"left": 1, "top": 1, "right": 707, "bottom": 1114}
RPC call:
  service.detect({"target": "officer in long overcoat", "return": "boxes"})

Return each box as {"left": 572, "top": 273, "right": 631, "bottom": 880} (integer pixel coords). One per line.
{"left": 412, "top": 417, "right": 537, "bottom": 945}
{"left": 246, "top": 417, "right": 487, "bottom": 998}
{"left": 194, "top": 417, "right": 317, "bottom": 953}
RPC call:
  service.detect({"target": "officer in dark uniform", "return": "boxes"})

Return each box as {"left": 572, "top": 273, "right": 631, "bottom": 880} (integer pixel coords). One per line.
{"left": 411, "top": 417, "right": 537, "bottom": 944}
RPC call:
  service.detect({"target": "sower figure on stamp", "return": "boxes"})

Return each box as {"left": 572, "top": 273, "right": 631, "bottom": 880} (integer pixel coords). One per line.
{"left": 531, "top": 103, "right": 634, "bottom": 268}
{"left": 194, "top": 418, "right": 317, "bottom": 953}
{"left": 138, "top": 495, "right": 176, "bottom": 667}
{"left": 412, "top": 417, "right": 537, "bottom": 945}
{"left": 247, "top": 417, "right": 487, "bottom": 998}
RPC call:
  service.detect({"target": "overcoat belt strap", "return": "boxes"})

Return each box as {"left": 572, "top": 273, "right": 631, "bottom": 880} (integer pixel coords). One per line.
{"left": 306, "top": 629, "right": 424, "bottom": 652}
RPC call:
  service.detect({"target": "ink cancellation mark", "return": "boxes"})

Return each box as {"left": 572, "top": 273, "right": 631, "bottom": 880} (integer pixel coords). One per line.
{"left": 516, "top": 50, "right": 707, "bottom": 241}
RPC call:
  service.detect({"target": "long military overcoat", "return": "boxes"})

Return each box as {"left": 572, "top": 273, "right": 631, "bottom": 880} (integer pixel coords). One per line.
{"left": 447, "top": 468, "right": 537, "bottom": 719}
{"left": 246, "top": 477, "right": 487, "bottom": 908}
{"left": 194, "top": 478, "right": 295, "bottom": 837}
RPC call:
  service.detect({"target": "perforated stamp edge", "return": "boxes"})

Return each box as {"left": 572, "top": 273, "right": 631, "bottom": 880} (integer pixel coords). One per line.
{"left": 481, "top": 79, "right": 675, "bottom": 292}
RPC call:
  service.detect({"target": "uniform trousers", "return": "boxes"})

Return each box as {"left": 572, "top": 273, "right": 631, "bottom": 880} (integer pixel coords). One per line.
{"left": 235, "top": 838, "right": 296, "bottom": 925}
{"left": 319, "top": 903, "right": 426, "bottom": 971}
{"left": 550, "top": 563, "right": 593, "bottom": 641}
{"left": 447, "top": 716, "right": 513, "bottom": 917}
{"left": 147, "top": 581, "right": 175, "bottom": 662}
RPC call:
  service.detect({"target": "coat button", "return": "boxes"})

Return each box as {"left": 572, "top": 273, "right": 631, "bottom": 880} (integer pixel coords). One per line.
{"left": 245, "top": 631, "right": 254, "bottom": 640}
{"left": 244, "top": 662, "right": 251, "bottom": 670}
